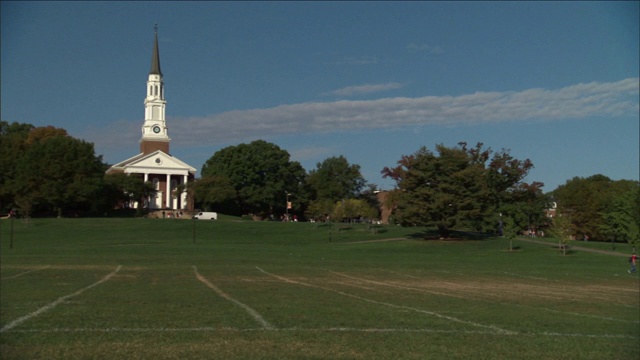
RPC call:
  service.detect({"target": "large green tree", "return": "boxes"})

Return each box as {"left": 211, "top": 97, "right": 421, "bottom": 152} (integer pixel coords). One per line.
{"left": 1, "top": 122, "right": 106, "bottom": 217}
{"left": 201, "top": 140, "right": 306, "bottom": 217}
{"left": 0, "top": 121, "right": 34, "bottom": 211}
{"left": 552, "top": 175, "right": 638, "bottom": 240}
{"left": 189, "top": 175, "right": 237, "bottom": 213}
{"left": 17, "top": 133, "right": 105, "bottom": 216}
{"left": 382, "top": 142, "right": 542, "bottom": 238}
{"left": 599, "top": 184, "right": 640, "bottom": 248}
{"left": 307, "top": 156, "right": 366, "bottom": 202}
{"left": 306, "top": 155, "right": 368, "bottom": 222}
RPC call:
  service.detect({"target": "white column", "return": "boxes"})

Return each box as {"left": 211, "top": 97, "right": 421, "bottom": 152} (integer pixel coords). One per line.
{"left": 166, "top": 174, "right": 172, "bottom": 209}
{"left": 143, "top": 173, "right": 149, "bottom": 209}
{"left": 181, "top": 175, "right": 188, "bottom": 209}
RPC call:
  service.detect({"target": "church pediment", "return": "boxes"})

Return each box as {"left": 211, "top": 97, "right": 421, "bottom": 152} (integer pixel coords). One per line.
{"left": 108, "top": 150, "right": 196, "bottom": 175}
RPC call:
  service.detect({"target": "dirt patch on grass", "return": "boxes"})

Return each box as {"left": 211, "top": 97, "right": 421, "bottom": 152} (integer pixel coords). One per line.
{"left": 321, "top": 271, "right": 639, "bottom": 308}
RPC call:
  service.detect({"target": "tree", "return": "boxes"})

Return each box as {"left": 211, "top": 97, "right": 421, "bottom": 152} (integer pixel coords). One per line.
{"left": 15, "top": 133, "right": 106, "bottom": 216}
{"left": 552, "top": 175, "right": 638, "bottom": 240}
{"left": 599, "top": 186, "right": 640, "bottom": 251}
{"left": 306, "top": 199, "right": 335, "bottom": 222}
{"left": 201, "top": 140, "right": 307, "bottom": 217}
{"left": 499, "top": 182, "right": 550, "bottom": 237}
{"left": 25, "top": 125, "right": 69, "bottom": 145}
{"left": 486, "top": 148, "right": 546, "bottom": 234}
{"left": 549, "top": 214, "right": 574, "bottom": 256}
{"left": 502, "top": 215, "right": 518, "bottom": 252}
{"left": 331, "top": 199, "right": 378, "bottom": 223}
{"left": 189, "top": 175, "right": 236, "bottom": 212}
{"left": 103, "top": 172, "right": 157, "bottom": 214}
{"left": 0, "top": 121, "right": 34, "bottom": 211}
{"left": 382, "top": 142, "right": 541, "bottom": 238}
{"left": 307, "top": 156, "right": 367, "bottom": 203}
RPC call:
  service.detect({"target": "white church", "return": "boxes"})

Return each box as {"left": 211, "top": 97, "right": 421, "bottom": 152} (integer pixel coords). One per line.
{"left": 106, "top": 27, "right": 196, "bottom": 211}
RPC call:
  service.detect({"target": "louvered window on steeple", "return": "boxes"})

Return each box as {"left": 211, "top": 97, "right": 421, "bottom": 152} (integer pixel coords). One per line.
{"left": 155, "top": 85, "right": 159, "bottom": 96}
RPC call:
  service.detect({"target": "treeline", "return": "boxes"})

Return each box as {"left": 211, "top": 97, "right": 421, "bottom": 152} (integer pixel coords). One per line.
{"left": 380, "top": 142, "right": 638, "bottom": 245}
{"left": 551, "top": 174, "right": 639, "bottom": 244}
{"left": 382, "top": 142, "right": 548, "bottom": 238}
{"left": 0, "top": 122, "right": 157, "bottom": 217}
{"left": 193, "top": 139, "right": 376, "bottom": 221}
{"left": 1, "top": 121, "right": 637, "bottom": 246}
{"left": 0, "top": 122, "right": 377, "bottom": 220}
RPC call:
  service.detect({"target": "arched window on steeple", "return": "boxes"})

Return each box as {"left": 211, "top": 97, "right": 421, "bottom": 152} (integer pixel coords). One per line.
{"left": 149, "top": 85, "right": 152, "bottom": 96}
{"left": 155, "top": 85, "right": 159, "bottom": 96}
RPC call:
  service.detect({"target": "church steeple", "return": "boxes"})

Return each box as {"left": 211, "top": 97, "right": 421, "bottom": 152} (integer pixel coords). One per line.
{"left": 149, "top": 24, "right": 162, "bottom": 76}
{"left": 140, "top": 24, "right": 170, "bottom": 155}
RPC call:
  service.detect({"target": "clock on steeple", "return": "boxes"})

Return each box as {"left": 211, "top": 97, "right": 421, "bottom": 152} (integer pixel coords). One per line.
{"left": 140, "top": 24, "right": 170, "bottom": 155}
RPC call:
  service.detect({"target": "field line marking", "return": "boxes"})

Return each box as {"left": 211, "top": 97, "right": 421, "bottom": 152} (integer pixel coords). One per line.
{"left": 4, "top": 327, "right": 636, "bottom": 339}
{"left": 380, "top": 270, "right": 638, "bottom": 324}
{"left": 4, "top": 327, "right": 635, "bottom": 338}
{"left": 0, "top": 265, "right": 122, "bottom": 333}
{"left": 330, "top": 270, "right": 471, "bottom": 300}
{"left": 255, "top": 266, "right": 516, "bottom": 335}
{"left": 192, "top": 266, "right": 275, "bottom": 330}
{"left": 1, "top": 265, "right": 50, "bottom": 280}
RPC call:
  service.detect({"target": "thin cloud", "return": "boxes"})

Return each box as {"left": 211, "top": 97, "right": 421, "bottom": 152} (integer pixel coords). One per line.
{"left": 326, "top": 82, "right": 404, "bottom": 97}
{"left": 170, "top": 78, "right": 638, "bottom": 145}
{"left": 289, "top": 146, "right": 336, "bottom": 162}
{"left": 91, "top": 78, "right": 639, "bottom": 150}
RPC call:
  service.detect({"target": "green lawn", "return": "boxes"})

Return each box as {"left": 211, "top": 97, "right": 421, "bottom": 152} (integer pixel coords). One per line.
{"left": 1, "top": 218, "right": 638, "bottom": 359}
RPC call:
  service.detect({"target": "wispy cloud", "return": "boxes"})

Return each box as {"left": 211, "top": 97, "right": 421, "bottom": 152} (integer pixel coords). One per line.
{"left": 325, "top": 82, "right": 404, "bottom": 97}
{"left": 91, "top": 78, "right": 639, "bottom": 152}
{"left": 407, "top": 43, "right": 444, "bottom": 55}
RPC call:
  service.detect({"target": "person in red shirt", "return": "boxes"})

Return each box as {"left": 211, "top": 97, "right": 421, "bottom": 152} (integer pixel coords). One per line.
{"left": 629, "top": 253, "right": 637, "bottom": 274}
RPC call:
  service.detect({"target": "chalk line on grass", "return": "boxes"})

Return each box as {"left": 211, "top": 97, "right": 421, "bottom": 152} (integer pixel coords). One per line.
{"left": 192, "top": 266, "right": 275, "bottom": 330}
{"left": 0, "top": 265, "right": 122, "bottom": 333}
{"left": 4, "top": 327, "right": 635, "bottom": 339}
{"left": 1, "top": 265, "right": 50, "bottom": 280}
{"left": 330, "top": 270, "right": 472, "bottom": 300}
{"left": 381, "top": 270, "right": 639, "bottom": 324}
{"left": 255, "top": 266, "right": 516, "bottom": 335}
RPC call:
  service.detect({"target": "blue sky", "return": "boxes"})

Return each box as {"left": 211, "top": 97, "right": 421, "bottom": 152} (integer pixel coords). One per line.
{"left": 2, "top": 1, "right": 638, "bottom": 192}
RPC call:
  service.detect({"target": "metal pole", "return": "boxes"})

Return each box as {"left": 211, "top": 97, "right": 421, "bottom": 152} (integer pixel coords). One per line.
{"left": 10, "top": 215, "right": 14, "bottom": 250}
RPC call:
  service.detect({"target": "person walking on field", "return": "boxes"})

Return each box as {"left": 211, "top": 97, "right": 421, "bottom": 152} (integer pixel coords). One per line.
{"left": 629, "top": 252, "right": 637, "bottom": 274}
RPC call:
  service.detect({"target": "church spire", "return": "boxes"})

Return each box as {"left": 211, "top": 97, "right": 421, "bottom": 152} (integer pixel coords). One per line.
{"left": 140, "top": 24, "right": 169, "bottom": 155}
{"left": 150, "top": 24, "right": 162, "bottom": 76}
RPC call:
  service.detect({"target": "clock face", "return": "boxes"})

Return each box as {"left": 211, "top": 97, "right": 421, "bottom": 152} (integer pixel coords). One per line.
{"left": 153, "top": 126, "right": 161, "bottom": 134}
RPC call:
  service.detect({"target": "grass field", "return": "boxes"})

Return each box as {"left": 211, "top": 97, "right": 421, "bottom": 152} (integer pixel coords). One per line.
{"left": 1, "top": 218, "right": 638, "bottom": 359}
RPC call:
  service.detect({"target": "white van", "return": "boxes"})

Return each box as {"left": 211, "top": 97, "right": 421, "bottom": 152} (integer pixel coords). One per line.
{"left": 193, "top": 212, "right": 218, "bottom": 220}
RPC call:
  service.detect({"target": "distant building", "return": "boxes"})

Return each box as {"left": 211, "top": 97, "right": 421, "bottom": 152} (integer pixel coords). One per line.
{"left": 106, "top": 27, "right": 196, "bottom": 211}
{"left": 375, "top": 190, "right": 393, "bottom": 224}
{"left": 545, "top": 202, "right": 557, "bottom": 218}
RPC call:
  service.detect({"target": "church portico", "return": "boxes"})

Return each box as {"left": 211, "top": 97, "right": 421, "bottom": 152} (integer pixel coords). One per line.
{"left": 106, "top": 26, "right": 196, "bottom": 212}
{"left": 136, "top": 171, "right": 192, "bottom": 210}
